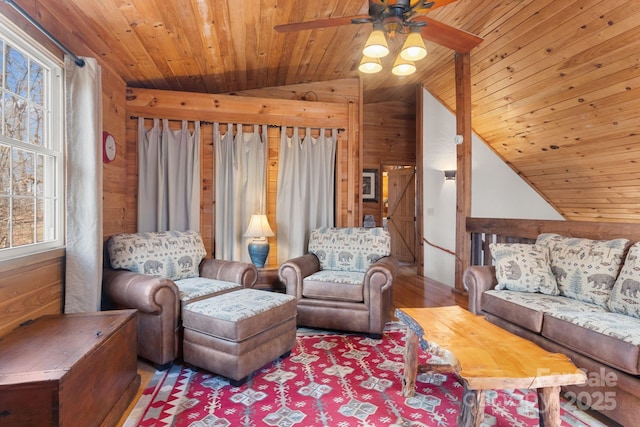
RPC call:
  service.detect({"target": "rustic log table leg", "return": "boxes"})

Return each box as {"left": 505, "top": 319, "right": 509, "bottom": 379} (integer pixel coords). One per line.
{"left": 458, "top": 382, "right": 485, "bottom": 427}
{"left": 402, "top": 329, "right": 419, "bottom": 397}
{"left": 537, "top": 385, "right": 561, "bottom": 427}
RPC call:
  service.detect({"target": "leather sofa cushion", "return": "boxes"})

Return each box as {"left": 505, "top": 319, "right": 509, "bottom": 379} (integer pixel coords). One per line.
{"left": 183, "top": 289, "right": 297, "bottom": 342}
{"left": 482, "top": 290, "right": 607, "bottom": 333}
{"left": 542, "top": 311, "right": 640, "bottom": 375}
{"left": 302, "top": 271, "right": 364, "bottom": 302}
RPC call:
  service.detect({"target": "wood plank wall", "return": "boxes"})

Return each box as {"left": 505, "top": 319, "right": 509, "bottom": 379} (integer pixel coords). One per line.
{"left": 0, "top": 3, "right": 127, "bottom": 335}
{"left": 362, "top": 100, "right": 418, "bottom": 227}
{"left": 125, "top": 82, "right": 357, "bottom": 258}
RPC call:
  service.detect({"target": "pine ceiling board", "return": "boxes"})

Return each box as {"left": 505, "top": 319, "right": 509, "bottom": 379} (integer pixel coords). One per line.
{"left": 253, "top": 0, "right": 279, "bottom": 90}
{"left": 476, "top": 71, "right": 640, "bottom": 142}
{"left": 115, "top": 0, "right": 194, "bottom": 91}
{"left": 471, "top": 2, "right": 640, "bottom": 120}
{"left": 469, "top": 0, "right": 615, "bottom": 106}
{"left": 187, "top": 0, "right": 230, "bottom": 93}
{"left": 298, "top": 0, "right": 357, "bottom": 79}
{"left": 471, "top": 37, "right": 640, "bottom": 124}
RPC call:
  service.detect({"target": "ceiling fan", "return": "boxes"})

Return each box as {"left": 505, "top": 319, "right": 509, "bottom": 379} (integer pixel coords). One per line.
{"left": 274, "top": 0, "right": 483, "bottom": 54}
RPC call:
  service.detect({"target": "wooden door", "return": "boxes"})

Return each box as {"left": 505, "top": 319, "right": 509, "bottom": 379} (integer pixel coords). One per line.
{"left": 387, "top": 167, "right": 416, "bottom": 263}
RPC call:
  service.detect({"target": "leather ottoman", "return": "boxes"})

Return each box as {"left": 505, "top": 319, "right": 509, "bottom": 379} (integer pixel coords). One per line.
{"left": 182, "top": 288, "right": 297, "bottom": 384}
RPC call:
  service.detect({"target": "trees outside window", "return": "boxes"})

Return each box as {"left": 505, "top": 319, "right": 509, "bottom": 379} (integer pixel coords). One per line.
{"left": 0, "top": 18, "right": 63, "bottom": 259}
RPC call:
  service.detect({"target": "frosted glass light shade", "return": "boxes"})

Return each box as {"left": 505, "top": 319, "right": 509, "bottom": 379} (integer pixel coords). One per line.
{"left": 400, "top": 32, "right": 427, "bottom": 61}
{"left": 359, "top": 56, "right": 383, "bottom": 74}
{"left": 392, "top": 55, "right": 416, "bottom": 76}
{"left": 362, "top": 29, "right": 389, "bottom": 58}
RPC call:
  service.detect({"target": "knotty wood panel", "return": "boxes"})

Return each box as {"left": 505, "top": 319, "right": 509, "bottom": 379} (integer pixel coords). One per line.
{"left": 0, "top": 249, "right": 64, "bottom": 337}
{"left": 362, "top": 101, "right": 417, "bottom": 227}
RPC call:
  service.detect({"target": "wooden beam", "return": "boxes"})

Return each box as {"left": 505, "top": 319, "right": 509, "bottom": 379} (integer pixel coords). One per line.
{"left": 454, "top": 52, "right": 472, "bottom": 294}
{"left": 126, "top": 87, "right": 350, "bottom": 129}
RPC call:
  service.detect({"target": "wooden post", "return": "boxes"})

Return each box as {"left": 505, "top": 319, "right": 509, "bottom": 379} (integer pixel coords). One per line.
{"left": 458, "top": 383, "right": 485, "bottom": 427}
{"left": 537, "top": 385, "right": 561, "bottom": 427}
{"left": 454, "top": 51, "right": 472, "bottom": 294}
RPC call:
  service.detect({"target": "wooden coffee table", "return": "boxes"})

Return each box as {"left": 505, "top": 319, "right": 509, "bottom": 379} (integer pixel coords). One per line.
{"left": 395, "top": 306, "right": 586, "bottom": 427}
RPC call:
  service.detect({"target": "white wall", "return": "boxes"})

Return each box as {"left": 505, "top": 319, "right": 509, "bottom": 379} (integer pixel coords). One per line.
{"left": 422, "top": 89, "right": 563, "bottom": 286}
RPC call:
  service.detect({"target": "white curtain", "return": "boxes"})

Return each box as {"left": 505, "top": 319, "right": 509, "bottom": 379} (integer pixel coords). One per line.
{"left": 276, "top": 127, "right": 337, "bottom": 262}
{"left": 138, "top": 118, "right": 200, "bottom": 232}
{"left": 214, "top": 123, "right": 267, "bottom": 262}
{"left": 64, "top": 56, "right": 103, "bottom": 313}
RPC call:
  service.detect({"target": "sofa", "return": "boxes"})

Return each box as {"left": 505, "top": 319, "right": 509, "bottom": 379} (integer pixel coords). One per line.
{"left": 279, "top": 227, "right": 398, "bottom": 337}
{"left": 464, "top": 232, "right": 640, "bottom": 426}
{"left": 102, "top": 230, "right": 258, "bottom": 368}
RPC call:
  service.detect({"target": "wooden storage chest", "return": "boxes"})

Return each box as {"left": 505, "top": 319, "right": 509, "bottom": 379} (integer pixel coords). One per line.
{"left": 0, "top": 310, "right": 140, "bottom": 427}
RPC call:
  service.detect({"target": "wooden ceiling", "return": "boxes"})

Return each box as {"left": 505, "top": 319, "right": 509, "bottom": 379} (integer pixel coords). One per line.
{"left": 5, "top": 0, "right": 640, "bottom": 222}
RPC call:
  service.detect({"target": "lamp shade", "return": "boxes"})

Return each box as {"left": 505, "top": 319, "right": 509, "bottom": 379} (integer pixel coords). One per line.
{"left": 362, "top": 29, "right": 389, "bottom": 58}
{"left": 359, "top": 56, "right": 383, "bottom": 74}
{"left": 400, "top": 31, "right": 427, "bottom": 61}
{"left": 243, "top": 214, "right": 275, "bottom": 238}
{"left": 392, "top": 55, "right": 416, "bottom": 76}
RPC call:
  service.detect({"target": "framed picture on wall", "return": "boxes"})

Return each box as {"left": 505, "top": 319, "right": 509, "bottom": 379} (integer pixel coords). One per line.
{"left": 362, "top": 169, "right": 378, "bottom": 202}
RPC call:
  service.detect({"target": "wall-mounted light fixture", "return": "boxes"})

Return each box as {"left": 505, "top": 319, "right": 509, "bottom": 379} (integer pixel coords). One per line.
{"left": 444, "top": 170, "right": 457, "bottom": 181}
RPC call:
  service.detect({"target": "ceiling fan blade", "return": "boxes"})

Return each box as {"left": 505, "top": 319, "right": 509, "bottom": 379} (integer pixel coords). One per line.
{"left": 413, "top": 0, "right": 460, "bottom": 13}
{"left": 412, "top": 16, "right": 482, "bottom": 52}
{"left": 274, "top": 15, "right": 370, "bottom": 33}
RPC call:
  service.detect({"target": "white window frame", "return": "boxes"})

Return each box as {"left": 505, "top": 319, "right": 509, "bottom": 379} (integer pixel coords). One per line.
{"left": 0, "top": 15, "right": 64, "bottom": 260}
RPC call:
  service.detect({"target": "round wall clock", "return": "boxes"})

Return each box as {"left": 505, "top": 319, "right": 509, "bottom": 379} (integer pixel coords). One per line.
{"left": 103, "top": 131, "right": 117, "bottom": 163}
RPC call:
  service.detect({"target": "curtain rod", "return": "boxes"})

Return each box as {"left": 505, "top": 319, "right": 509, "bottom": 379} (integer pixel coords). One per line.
{"left": 3, "top": 0, "right": 85, "bottom": 67}
{"left": 130, "top": 116, "right": 345, "bottom": 132}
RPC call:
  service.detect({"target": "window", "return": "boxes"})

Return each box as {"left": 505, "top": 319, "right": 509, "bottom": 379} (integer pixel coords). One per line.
{"left": 0, "top": 17, "right": 64, "bottom": 259}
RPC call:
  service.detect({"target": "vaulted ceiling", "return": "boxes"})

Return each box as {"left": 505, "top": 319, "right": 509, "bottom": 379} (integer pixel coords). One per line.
{"left": 4, "top": 0, "right": 640, "bottom": 222}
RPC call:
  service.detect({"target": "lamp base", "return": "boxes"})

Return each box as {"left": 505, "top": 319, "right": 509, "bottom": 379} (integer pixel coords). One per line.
{"left": 248, "top": 238, "right": 270, "bottom": 268}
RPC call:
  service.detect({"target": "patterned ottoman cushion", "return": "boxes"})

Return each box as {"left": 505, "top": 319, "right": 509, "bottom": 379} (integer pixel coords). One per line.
{"left": 174, "top": 277, "right": 242, "bottom": 307}
{"left": 183, "top": 289, "right": 297, "bottom": 342}
{"left": 536, "top": 233, "right": 630, "bottom": 308}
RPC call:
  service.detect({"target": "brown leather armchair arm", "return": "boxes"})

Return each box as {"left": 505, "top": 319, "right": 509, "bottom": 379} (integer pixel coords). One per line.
{"left": 278, "top": 254, "right": 321, "bottom": 298}
{"left": 463, "top": 265, "right": 498, "bottom": 314}
{"left": 363, "top": 255, "right": 399, "bottom": 336}
{"left": 199, "top": 258, "right": 258, "bottom": 287}
{"left": 102, "top": 268, "right": 180, "bottom": 367}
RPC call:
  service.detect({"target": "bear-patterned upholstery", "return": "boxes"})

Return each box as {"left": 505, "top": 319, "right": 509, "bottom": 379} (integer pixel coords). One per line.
{"left": 279, "top": 227, "right": 398, "bottom": 337}
{"left": 103, "top": 230, "right": 258, "bottom": 368}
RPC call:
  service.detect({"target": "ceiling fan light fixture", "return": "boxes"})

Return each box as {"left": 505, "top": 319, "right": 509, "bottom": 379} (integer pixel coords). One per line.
{"left": 362, "top": 28, "right": 389, "bottom": 58}
{"left": 392, "top": 55, "right": 416, "bottom": 76}
{"left": 359, "top": 56, "right": 383, "bottom": 74}
{"left": 400, "top": 31, "right": 427, "bottom": 61}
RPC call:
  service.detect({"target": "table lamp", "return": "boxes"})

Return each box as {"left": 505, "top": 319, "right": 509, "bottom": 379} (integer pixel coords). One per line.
{"left": 243, "top": 214, "right": 275, "bottom": 267}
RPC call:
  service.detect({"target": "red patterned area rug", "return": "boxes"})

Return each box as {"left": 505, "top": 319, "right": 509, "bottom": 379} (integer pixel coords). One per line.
{"left": 124, "top": 324, "right": 605, "bottom": 427}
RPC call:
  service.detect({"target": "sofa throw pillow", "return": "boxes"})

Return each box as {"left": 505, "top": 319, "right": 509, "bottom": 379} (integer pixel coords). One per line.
{"left": 536, "top": 233, "right": 630, "bottom": 308}
{"left": 490, "top": 243, "right": 559, "bottom": 295}
{"left": 608, "top": 242, "right": 640, "bottom": 318}
{"left": 108, "top": 230, "right": 207, "bottom": 281}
